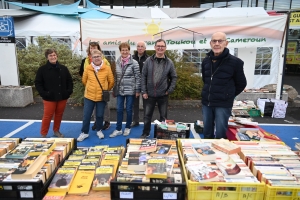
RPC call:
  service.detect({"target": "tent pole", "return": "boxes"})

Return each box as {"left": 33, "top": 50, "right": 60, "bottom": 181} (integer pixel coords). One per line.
{"left": 160, "top": 0, "right": 163, "bottom": 8}
{"left": 2, "top": 0, "right": 5, "bottom": 9}
{"left": 83, "top": 0, "right": 86, "bottom": 8}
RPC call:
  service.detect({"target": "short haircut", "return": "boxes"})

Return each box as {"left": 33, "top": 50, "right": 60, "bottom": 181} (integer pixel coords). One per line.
{"left": 87, "top": 41, "right": 101, "bottom": 56}
{"left": 119, "top": 42, "right": 130, "bottom": 51}
{"left": 137, "top": 41, "right": 147, "bottom": 48}
{"left": 155, "top": 39, "right": 166, "bottom": 46}
{"left": 91, "top": 49, "right": 103, "bottom": 57}
{"left": 44, "top": 48, "right": 57, "bottom": 58}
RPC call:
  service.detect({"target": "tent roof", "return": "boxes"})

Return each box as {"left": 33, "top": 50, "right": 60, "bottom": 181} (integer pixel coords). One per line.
{"left": 0, "top": 9, "right": 38, "bottom": 17}
{"left": 96, "top": 7, "right": 209, "bottom": 19}
{"left": 80, "top": 9, "right": 111, "bottom": 19}
{"left": 14, "top": 14, "right": 79, "bottom": 37}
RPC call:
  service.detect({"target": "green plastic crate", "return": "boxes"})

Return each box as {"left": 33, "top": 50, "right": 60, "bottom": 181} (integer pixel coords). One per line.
{"left": 248, "top": 109, "right": 261, "bottom": 117}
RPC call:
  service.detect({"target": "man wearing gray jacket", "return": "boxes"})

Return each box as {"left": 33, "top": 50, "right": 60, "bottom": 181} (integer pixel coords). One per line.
{"left": 140, "top": 39, "right": 177, "bottom": 138}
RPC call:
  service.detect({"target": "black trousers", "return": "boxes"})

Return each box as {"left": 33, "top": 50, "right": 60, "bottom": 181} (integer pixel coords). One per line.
{"left": 143, "top": 95, "right": 168, "bottom": 134}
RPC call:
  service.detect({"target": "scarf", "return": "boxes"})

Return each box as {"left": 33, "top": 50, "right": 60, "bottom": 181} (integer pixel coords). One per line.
{"left": 121, "top": 55, "right": 130, "bottom": 68}
{"left": 91, "top": 61, "right": 103, "bottom": 73}
{"left": 208, "top": 48, "right": 229, "bottom": 61}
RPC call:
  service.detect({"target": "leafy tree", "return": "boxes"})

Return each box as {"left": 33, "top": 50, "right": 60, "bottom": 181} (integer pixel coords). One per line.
{"left": 17, "top": 36, "right": 83, "bottom": 102}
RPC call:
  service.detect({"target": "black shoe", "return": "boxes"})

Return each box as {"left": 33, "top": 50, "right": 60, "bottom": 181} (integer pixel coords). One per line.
{"left": 102, "top": 121, "right": 111, "bottom": 130}
{"left": 91, "top": 123, "right": 97, "bottom": 131}
{"left": 140, "top": 132, "right": 150, "bottom": 138}
{"left": 130, "top": 121, "right": 140, "bottom": 127}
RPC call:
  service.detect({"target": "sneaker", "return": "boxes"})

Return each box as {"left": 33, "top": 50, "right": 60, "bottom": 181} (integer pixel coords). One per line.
{"left": 102, "top": 121, "right": 111, "bottom": 130}
{"left": 130, "top": 121, "right": 140, "bottom": 127}
{"left": 97, "top": 130, "right": 104, "bottom": 139}
{"left": 123, "top": 128, "right": 131, "bottom": 136}
{"left": 53, "top": 131, "right": 64, "bottom": 138}
{"left": 109, "top": 130, "right": 122, "bottom": 138}
{"left": 140, "top": 132, "right": 150, "bottom": 138}
{"left": 77, "top": 133, "right": 89, "bottom": 142}
{"left": 91, "top": 123, "right": 97, "bottom": 131}
{"left": 41, "top": 135, "right": 47, "bottom": 138}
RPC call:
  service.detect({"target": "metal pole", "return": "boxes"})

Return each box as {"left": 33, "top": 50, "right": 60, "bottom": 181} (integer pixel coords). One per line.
{"left": 82, "top": 0, "right": 86, "bottom": 8}
{"left": 160, "top": 0, "right": 163, "bottom": 8}
{"left": 1, "top": 0, "right": 5, "bottom": 9}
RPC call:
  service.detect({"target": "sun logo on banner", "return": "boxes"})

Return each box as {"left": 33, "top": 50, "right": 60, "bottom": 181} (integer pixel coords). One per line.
{"left": 143, "top": 20, "right": 163, "bottom": 39}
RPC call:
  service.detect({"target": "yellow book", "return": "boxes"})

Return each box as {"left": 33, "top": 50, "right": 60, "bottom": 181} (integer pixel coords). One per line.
{"left": 145, "top": 158, "right": 167, "bottom": 179}
{"left": 92, "top": 166, "right": 113, "bottom": 191}
{"left": 48, "top": 167, "right": 77, "bottom": 192}
{"left": 100, "top": 159, "right": 119, "bottom": 177}
{"left": 68, "top": 170, "right": 95, "bottom": 195}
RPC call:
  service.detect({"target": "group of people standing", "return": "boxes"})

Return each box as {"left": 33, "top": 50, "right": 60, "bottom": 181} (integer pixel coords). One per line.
{"left": 34, "top": 32, "right": 247, "bottom": 141}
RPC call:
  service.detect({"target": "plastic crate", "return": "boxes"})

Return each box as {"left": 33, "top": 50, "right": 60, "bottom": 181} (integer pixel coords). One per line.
{"left": 154, "top": 124, "right": 190, "bottom": 139}
{"left": 177, "top": 139, "right": 265, "bottom": 200}
{"left": 0, "top": 139, "right": 77, "bottom": 200}
{"left": 247, "top": 109, "right": 261, "bottom": 118}
{"left": 110, "top": 139, "right": 186, "bottom": 200}
{"left": 264, "top": 182, "right": 300, "bottom": 200}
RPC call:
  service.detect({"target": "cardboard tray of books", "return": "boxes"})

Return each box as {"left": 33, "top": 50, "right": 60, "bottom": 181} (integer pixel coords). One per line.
{"left": 110, "top": 138, "right": 186, "bottom": 200}
{"left": 0, "top": 138, "right": 76, "bottom": 200}
{"left": 154, "top": 124, "right": 190, "bottom": 140}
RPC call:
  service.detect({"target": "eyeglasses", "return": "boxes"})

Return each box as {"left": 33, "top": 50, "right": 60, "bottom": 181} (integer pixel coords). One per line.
{"left": 156, "top": 45, "right": 166, "bottom": 48}
{"left": 89, "top": 41, "right": 99, "bottom": 45}
{"left": 211, "top": 40, "right": 226, "bottom": 44}
{"left": 92, "top": 56, "right": 102, "bottom": 59}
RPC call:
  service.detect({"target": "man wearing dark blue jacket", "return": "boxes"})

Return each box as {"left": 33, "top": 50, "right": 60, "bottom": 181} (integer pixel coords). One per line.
{"left": 140, "top": 39, "right": 177, "bottom": 138}
{"left": 201, "top": 32, "right": 247, "bottom": 139}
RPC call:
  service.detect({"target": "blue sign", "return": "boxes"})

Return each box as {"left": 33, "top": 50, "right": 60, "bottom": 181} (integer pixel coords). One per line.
{"left": 0, "top": 16, "right": 15, "bottom": 43}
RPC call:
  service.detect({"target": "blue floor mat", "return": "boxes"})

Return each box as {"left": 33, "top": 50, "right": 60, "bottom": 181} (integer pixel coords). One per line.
{"left": 260, "top": 125, "right": 300, "bottom": 150}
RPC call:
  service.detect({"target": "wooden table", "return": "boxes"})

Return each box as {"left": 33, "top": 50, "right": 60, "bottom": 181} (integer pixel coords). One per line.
{"left": 64, "top": 190, "right": 110, "bottom": 200}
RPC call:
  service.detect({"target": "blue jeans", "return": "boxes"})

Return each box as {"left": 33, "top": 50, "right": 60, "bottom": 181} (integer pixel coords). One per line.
{"left": 143, "top": 96, "right": 168, "bottom": 135}
{"left": 81, "top": 98, "right": 106, "bottom": 134}
{"left": 202, "top": 104, "right": 231, "bottom": 139}
{"left": 116, "top": 95, "right": 135, "bottom": 131}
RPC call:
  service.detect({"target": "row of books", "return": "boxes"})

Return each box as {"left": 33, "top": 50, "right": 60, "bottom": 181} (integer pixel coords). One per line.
{"left": 115, "top": 138, "right": 183, "bottom": 192}
{"left": 235, "top": 127, "right": 281, "bottom": 142}
{"left": 44, "top": 145, "right": 124, "bottom": 199}
{"left": 180, "top": 139, "right": 259, "bottom": 183}
{"left": 0, "top": 138, "right": 74, "bottom": 183}
{"left": 236, "top": 141, "right": 300, "bottom": 188}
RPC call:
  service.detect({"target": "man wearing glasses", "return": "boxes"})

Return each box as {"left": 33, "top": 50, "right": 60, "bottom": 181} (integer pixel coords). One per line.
{"left": 201, "top": 32, "right": 247, "bottom": 139}
{"left": 131, "top": 41, "right": 149, "bottom": 127}
{"left": 140, "top": 39, "right": 177, "bottom": 138}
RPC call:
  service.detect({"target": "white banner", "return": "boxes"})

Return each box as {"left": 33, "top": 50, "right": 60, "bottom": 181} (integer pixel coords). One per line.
{"left": 81, "top": 15, "right": 287, "bottom": 50}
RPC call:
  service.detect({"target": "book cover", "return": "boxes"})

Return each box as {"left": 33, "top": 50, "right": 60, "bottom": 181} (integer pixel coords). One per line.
{"left": 151, "top": 144, "right": 172, "bottom": 156}
{"left": 186, "top": 163, "right": 220, "bottom": 182}
{"left": 5, "top": 144, "right": 34, "bottom": 159}
{"left": 92, "top": 166, "right": 113, "bottom": 190}
{"left": 48, "top": 167, "right": 77, "bottom": 192}
{"left": 216, "top": 157, "right": 245, "bottom": 178}
{"left": 145, "top": 158, "right": 167, "bottom": 179}
{"left": 68, "top": 170, "right": 95, "bottom": 195}
{"left": 212, "top": 139, "right": 241, "bottom": 154}
{"left": 11, "top": 155, "right": 48, "bottom": 179}
{"left": 139, "top": 139, "right": 157, "bottom": 153}
{"left": 42, "top": 191, "right": 66, "bottom": 200}
{"left": 127, "top": 151, "right": 147, "bottom": 171}
{"left": 27, "top": 142, "right": 56, "bottom": 156}
{"left": 191, "top": 143, "right": 216, "bottom": 161}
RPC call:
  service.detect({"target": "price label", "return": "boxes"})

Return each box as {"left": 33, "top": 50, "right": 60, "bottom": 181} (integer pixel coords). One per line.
{"left": 120, "top": 191, "right": 133, "bottom": 199}
{"left": 163, "top": 192, "right": 177, "bottom": 199}
{"left": 20, "top": 191, "right": 34, "bottom": 198}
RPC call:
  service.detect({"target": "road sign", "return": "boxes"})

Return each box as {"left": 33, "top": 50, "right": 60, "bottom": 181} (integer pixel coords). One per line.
{"left": 0, "top": 16, "right": 15, "bottom": 43}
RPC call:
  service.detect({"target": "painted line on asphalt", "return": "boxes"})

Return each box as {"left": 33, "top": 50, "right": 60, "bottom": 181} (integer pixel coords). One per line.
{"left": 3, "top": 121, "right": 35, "bottom": 138}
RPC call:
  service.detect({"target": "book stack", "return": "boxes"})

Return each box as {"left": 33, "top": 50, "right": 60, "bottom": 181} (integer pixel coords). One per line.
{"left": 0, "top": 138, "right": 74, "bottom": 184}
{"left": 115, "top": 138, "right": 182, "bottom": 192}
{"left": 234, "top": 141, "right": 300, "bottom": 187}
{"left": 180, "top": 139, "right": 258, "bottom": 183}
